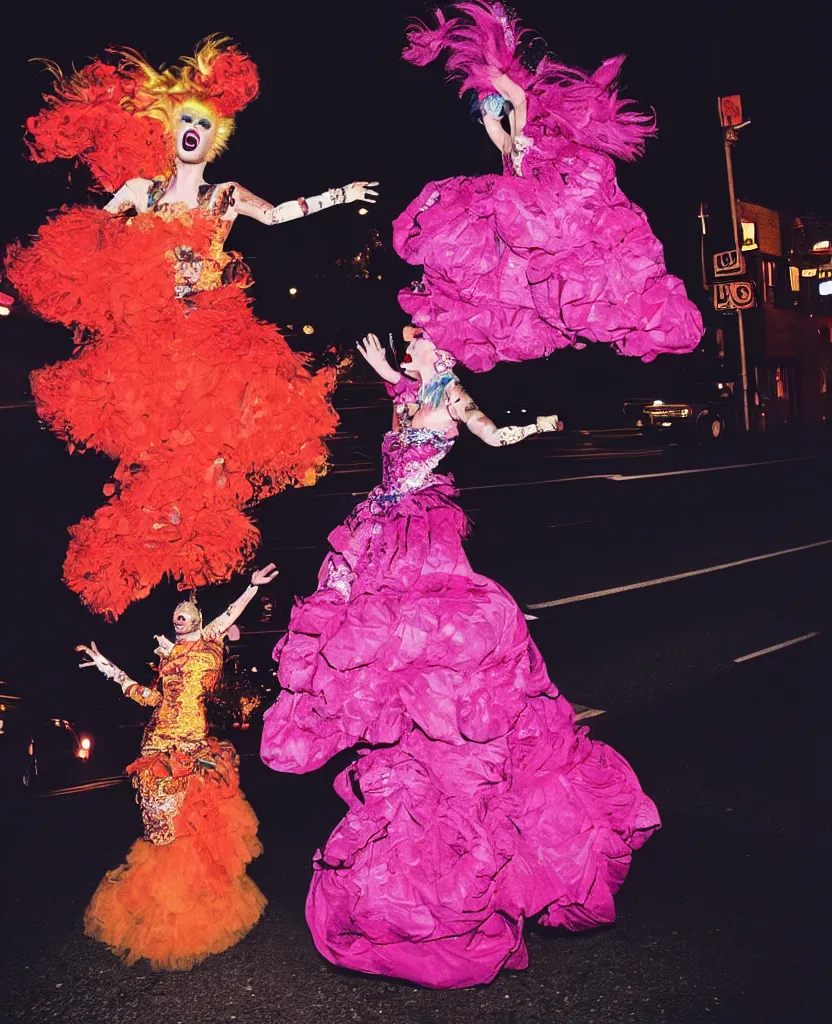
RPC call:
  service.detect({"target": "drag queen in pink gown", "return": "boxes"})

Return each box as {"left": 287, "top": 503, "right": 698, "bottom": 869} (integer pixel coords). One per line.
{"left": 260, "top": 327, "right": 660, "bottom": 988}
{"left": 394, "top": 2, "right": 703, "bottom": 371}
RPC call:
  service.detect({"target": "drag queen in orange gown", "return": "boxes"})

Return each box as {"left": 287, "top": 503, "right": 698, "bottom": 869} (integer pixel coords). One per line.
{"left": 5, "top": 38, "right": 378, "bottom": 619}
{"left": 76, "top": 563, "right": 279, "bottom": 969}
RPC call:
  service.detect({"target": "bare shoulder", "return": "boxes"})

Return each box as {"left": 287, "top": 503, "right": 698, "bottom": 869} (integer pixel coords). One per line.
{"left": 447, "top": 384, "right": 481, "bottom": 420}
{"left": 124, "top": 176, "right": 154, "bottom": 197}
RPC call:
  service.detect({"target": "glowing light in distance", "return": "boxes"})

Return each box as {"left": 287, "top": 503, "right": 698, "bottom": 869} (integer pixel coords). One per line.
{"left": 652, "top": 399, "right": 664, "bottom": 406}
{"left": 80, "top": 737, "right": 91, "bottom": 750}
{"left": 302, "top": 325, "right": 315, "bottom": 335}
{"left": 357, "top": 208, "right": 368, "bottom": 216}
{"left": 812, "top": 241, "right": 830, "bottom": 251}
{"left": 289, "top": 287, "right": 298, "bottom": 295}
{"left": 819, "top": 280, "right": 832, "bottom": 296}
{"left": 802, "top": 268, "right": 818, "bottom": 278}
{"left": 0, "top": 306, "right": 10, "bottom": 317}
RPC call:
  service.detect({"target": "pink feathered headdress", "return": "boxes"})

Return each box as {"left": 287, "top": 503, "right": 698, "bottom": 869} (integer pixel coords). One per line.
{"left": 403, "top": 2, "right": 655, "bottom": 161}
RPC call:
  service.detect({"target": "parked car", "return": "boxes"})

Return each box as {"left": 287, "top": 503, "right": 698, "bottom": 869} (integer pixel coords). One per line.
{"left": 624, "top": 382, "right": 736, "bottom": 443}
{"left": 0, "top": 690, "right": 94, "bottom": 795}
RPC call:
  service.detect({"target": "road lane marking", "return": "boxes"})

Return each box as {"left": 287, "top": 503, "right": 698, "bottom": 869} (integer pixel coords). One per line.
{"left": 319, "top": 454, "right": 827, "bottom": 500}
{"left": 31, "top": 776, "right": 125, "bottom": 798}
{"left": 733, "top": 632, "right": 820, "bottom": 663}
{"left": 527, "top": 538, "right": 832, "bottom": 609}
{"left": 608, "top": 455, "right": 824, "bottom": 482}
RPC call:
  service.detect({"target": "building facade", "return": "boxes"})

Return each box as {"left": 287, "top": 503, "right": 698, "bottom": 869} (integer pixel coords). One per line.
{"left": 706, "top": 200, "right": 832, "bottom": 430}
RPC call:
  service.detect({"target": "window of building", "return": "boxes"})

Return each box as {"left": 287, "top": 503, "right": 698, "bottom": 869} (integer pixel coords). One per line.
{"left": 761, "top": 259, "right": 776, "bottom": 305}
{"left": 755, "top": 366, "right": 770, "bottom": 401}
{"left": 774, "top": 366, "right": 788, "bottom": 399}
{"left": 741, "top": 221, "right": 757, "bottom": 250}
{"left": 789, "top": 266, "right": 800, "bottom": 291}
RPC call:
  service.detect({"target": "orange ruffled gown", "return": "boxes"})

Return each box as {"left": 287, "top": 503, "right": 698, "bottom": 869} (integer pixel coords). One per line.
{"left": 5, "top": 180, "right": 337, "bottom": 619}
{"left": 84, "top": 634, "right": 266, "bottom": 970}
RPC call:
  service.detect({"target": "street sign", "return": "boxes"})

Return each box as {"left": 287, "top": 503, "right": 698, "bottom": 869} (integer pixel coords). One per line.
{"left": 713, "top": 281, "right": 755, "bottom": 311}
{"left": 713, "top": 249, "right": 746, "bottom": 277}
{"left": 719, "top": 95, "right": 743, "bottom": 128}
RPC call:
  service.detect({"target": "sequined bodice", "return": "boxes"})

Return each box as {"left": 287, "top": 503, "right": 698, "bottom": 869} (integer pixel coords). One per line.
{"left": 379, "top": 427, "right": 455, "bottom": 498}
{"left": 145, "top": 180, "right": 248, "bottom": 299}
{"left": 143, "top": 636, "right": 223, "bottom": 751}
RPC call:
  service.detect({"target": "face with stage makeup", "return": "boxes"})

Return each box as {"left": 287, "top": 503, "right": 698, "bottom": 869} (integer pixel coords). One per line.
{"left": 400, "top": 326, "right": 455, "bottom": 381}
{"left": 173, "top": 600, "right": 202, "bottom": 636}
{"left": 172, "top": 103, "right": 220, "bottom": 164}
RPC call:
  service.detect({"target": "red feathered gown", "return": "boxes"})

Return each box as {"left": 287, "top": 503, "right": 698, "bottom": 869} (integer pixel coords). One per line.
{"left": 5, "top": 180, "right": 337, "bottom": 618}
{"left": 84, "top": 633, "right": 266, "bottom": 970}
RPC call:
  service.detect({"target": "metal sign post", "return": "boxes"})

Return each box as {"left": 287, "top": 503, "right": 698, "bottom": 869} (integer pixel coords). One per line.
{"left": 718, "top": 95, "right": 751, "bottom": 432}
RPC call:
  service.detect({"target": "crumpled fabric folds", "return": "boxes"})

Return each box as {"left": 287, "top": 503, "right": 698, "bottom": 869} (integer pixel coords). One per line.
{"left": 262, "top": 469, "right": 660, "bottom": 988}
{"left": 5, "top": 205, "right": 337, "bottom": 618}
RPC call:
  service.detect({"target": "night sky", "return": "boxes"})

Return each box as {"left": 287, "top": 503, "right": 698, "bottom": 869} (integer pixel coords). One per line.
{"left": 1, "top": 0, "right": 830, "bottom": 716}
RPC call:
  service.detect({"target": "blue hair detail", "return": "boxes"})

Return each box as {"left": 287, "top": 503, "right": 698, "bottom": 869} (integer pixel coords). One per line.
{"left": 464, "top": 89, "right": 511, "bottom": 123}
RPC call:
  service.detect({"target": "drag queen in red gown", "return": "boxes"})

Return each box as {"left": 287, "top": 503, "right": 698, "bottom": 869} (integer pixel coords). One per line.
{"left": 261, "top": 328, "right": 660, "bottom": 988}
{"left": 5, "top": 37, "right": 378, "bottom": 619}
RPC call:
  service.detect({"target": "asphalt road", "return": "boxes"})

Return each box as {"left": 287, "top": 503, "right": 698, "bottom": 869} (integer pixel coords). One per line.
{"left": 1, "top": 405, "right": 830, "bottom": 1023}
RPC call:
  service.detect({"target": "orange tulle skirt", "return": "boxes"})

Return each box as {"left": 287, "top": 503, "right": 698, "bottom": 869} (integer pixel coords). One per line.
{"left": 84, "top": 755, "right": 266, "bottom": 970}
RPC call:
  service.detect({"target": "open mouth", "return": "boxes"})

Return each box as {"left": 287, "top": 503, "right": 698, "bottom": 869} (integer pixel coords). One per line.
{"left": 182, "top": 129, "right": 200, "bottom": 152}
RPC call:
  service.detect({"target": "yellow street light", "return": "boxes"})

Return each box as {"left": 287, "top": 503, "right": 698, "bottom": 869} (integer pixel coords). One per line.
{"left": 357, "top": 208, "right": 368, "bottom": 216}
{"left": 302, "top": 325, "right": 315, "bottom": 335}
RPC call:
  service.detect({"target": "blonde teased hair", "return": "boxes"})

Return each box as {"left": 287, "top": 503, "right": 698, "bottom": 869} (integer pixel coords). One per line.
{"left": 116, "top": 35, "right": 237, "bottom": 160}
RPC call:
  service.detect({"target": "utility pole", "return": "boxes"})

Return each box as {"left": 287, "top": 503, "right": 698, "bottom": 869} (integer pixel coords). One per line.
{"left": 719, "top": 99, "right": 751, "bottom": 432}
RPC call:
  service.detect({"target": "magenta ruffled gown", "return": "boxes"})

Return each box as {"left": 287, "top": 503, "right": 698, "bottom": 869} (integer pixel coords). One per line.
{"left": 393, "top": 113, "right": 703, "bottom": 372}
{"left": 260, "top": 376, "right": 659, "bottom": 989}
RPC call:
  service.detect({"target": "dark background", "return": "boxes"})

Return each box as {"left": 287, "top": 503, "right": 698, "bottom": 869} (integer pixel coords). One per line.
{"left": 1, "top": 0, "right": 829, "bottom": 720}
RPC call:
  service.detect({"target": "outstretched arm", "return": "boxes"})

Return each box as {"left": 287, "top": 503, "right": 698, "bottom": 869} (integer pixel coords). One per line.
{"left": 202, "top": 564, "right": 280, "bottom": 640}
{"left": 481, "top": 73, "right": 527, "bottom": 154}
{"left": 492, "top": 73, "right": 527, "bottom": 135}
{"left": 448, "top": 386, "right": 561, "bottom": 446}
{"left": 232, "top": 182, "right": 379, "bottom": 226}
{"left": 76, "top": 642, "right": 160, "bottom": 707}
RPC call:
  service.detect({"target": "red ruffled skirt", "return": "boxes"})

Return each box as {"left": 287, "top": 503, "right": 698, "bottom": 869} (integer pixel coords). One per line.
{"left": 5, "top": 205, "right": 337, "bottom": 617}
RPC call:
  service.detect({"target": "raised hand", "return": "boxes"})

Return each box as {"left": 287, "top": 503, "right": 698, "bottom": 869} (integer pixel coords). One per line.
{"left": 345, "top": 182, "right": 379, "bottom": 205}
{"left": 357, "top": 333, "right": 402, "bottom": 385}
{"left": 357, "top": 332, "right": 387, "bottom": 368}
{"left": 251, "top": 562, "right": 279, "bottom": 586}
{"left": 76, "top": 641, "right": 109, "bottom": 673}
{"left": 76, "top": 641, "right": 131, "bottom": 688}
